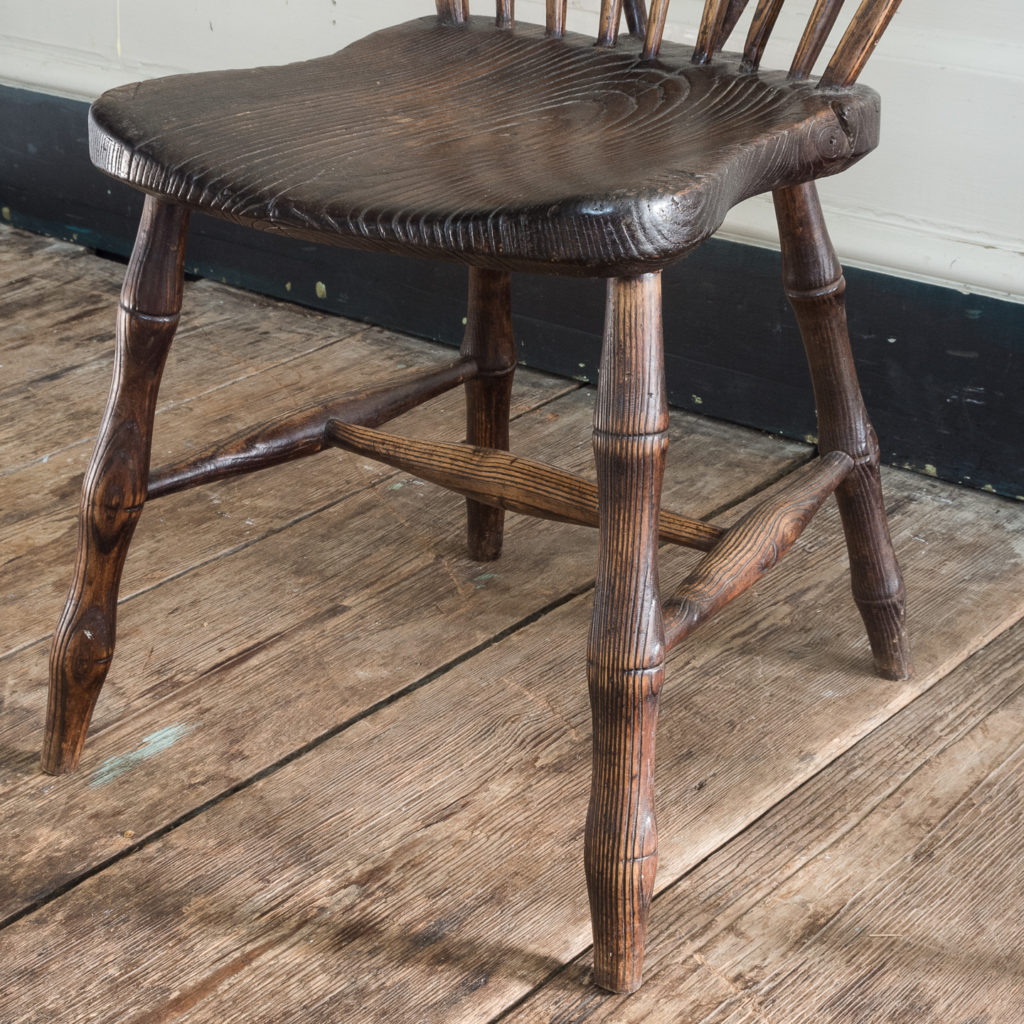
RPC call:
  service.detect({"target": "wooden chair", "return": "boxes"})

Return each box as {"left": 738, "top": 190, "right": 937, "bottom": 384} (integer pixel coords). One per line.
{"left": 44, "top": 0, "right": 912, "bottom": 993}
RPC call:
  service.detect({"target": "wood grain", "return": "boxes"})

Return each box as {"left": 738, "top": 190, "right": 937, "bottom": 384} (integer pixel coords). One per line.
{"left": 88, "top": 19, "right": 881, "bottom": 276}
{"left": 460, "top": 268, "right": 517, "bottom": 560}
{"left": 44, "top": 197, "right": 189, "bottom": 775}
{"left": 775, "top": 181, "right": 910, "bottom": 680}
{"left": 503, "top": 623, "right": 1024, "bottom": 1023}
{"left": 146, "top": 359, "right": 477, "bottom": 500}
{"left": 0, "top": 314, "right": 568, "bottom": 668}
{"left": 586, "top": 274, "right": 668, "bottom": 990}
{"left": 325, "top": 420, "right": 723, "bottom": 552}
{"left": 663, "top": 450, "right": 851, "bottom": 649}
{"left": 2, "top": 466, "right": 1020, "bottom": 1022}
{"left": 25, "top": 0, "right": 915, "bottom": 997}
{"left": 0, "top": 229, "right": 376, "bottom": 483}
{"left": 2, "top": 244, "right": 812, "bottom": 925}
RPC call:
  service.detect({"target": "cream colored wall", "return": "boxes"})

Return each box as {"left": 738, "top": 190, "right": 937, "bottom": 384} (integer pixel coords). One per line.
{"left": 2, "top": 0, "right": 1022, "bottom": 301}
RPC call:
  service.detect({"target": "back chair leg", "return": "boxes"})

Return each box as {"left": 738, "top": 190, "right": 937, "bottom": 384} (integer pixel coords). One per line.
{"left": 460, "top": 268, "right": 517, "bottom": 561}
{"left": 585, "top": 273, "right": 668, "bottom": 993}
{"left": 42, "top": 197, "right": 190, "bottom": 774}
{"left": 774, "top": 182, "right": 912, "bottom": 680}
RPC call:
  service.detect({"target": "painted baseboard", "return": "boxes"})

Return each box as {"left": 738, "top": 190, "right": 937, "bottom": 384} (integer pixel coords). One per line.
{"left": 2, "top": 83, "right": 1021, "bottom": 499}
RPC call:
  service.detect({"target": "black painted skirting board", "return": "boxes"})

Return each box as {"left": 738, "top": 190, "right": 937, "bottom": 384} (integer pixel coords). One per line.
{"left": 2, "top": 83, "right": 1021, "bottom": 499}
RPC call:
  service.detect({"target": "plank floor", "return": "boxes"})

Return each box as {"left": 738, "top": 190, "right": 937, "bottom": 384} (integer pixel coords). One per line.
{"left": 1, "top": 224, "right": 1022, "bottom": 1023}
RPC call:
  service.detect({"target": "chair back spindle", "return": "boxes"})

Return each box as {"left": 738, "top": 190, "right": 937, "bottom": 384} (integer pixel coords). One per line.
{"left": 819, "top": 0, "right": 902, "bottom": 86}
{"left": 741, "top": 0, "right": 785, "bottom": 72}
{"left": 692, "top": 0, "right": 731, "bottom": 64}
{"left": 597, "top": 0, "right": 626, "bottom": 46}
{"left": 436, "top": 0, "right": 468, "bottom": 25}
{"left": 642, "top": 0, "right": 670, "bottom": 59}
{"left": 634, "top": 0, "right": 901, "bottom": 86}
{"left": 546, "top": 0, "right": 568, "bottom": 36}
{"left": 718, "top": 0, "right": 752, "bottom": 50}
{"left": 788, "top": 0, "right": 845, "bottom": 79}
{"left": 624, "top": 0, "right": 649, "bottom": 38}
{"left": 435, "top": 0, "right": 899, "bottom": 87}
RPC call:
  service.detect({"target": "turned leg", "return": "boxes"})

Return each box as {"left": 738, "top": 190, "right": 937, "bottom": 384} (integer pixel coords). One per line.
{"left": 43, "top": 196, "right": 190, "bottom": 774}
{"left": 774, "top": 181, "right": 911, "bottom": 680}
{"left": 460, "top": 268, "right": 517, "bottom": 561}
{"left": 585, "top": 273, "right": 667, "bottom": 992}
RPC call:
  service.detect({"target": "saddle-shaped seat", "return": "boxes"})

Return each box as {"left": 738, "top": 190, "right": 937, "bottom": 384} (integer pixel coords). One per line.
{"left": 90, "top": 18, "right": 878, "bottom": 273}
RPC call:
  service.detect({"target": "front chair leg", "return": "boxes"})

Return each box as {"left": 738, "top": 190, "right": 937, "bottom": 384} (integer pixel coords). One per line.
{"left": 460, "top": 268, "right": 517, "bottom": 561}
{"left": 586, "top": 273, "right": 667, "bottom": 993}
{"left": 42, "top": 196, "right": 190, "bottom": 774}
{"left": 774, "top": 181, "right": 911, "bottom": 680}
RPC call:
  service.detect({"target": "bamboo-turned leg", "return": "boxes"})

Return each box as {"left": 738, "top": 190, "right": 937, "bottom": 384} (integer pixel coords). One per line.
{"left": 42, "top": 197, "right": 189, "bottom": 774}
{"left": 460, "top": 268, "right": 516, "bottom": 560}
{"left": 586, "top": 273, "right": 667, "bottom": 993}
{"left": 774, "top": 181, "right": 911, "bottom": 680}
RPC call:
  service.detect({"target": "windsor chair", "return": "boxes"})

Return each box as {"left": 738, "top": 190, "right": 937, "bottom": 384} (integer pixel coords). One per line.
{"left": 46, "top": 0, "right": 912, "bottom": 993}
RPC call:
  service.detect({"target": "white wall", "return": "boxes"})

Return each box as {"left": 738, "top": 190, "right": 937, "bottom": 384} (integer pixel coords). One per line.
{"left": 2, "top": 0, "right": 1022, "bottom": 301}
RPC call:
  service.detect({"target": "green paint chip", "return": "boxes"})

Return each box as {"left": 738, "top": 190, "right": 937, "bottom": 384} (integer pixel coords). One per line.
{"left": 315, "top": 281, "right": 327, "bottom": 299}
{"left": 90, "top": 724, "right": 195, "bottom": 787}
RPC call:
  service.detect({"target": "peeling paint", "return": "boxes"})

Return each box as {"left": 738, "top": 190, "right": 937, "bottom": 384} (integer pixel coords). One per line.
{"left": 1, "top": 207, "right": 10, "bottom": 222}
{"left": 284, "top": 281, "right": 292, "bottom": 292}
{"left": 923, "top": 464, "right": 938, "bottom": 477}
{"left": 315, "top": 281, "right": 327, "bottom": 299}
{"left": 90, "top": 724, "right": 195, "bottom": 787}
{"left": 691, "top": 394, "right": 703, "bottom": 405}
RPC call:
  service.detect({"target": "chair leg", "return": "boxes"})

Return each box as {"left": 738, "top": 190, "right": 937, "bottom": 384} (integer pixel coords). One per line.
{"left": 42, "top": 196, "right": 190, "bottom": 774}
{"left": 585, "top": 273, "right": 667, "bottom": 993}
{"left": 774, "top": 181, "right": 912, "bottom": 681}
{"left": 460, "top": 268, "right": 516, "bottom": 561}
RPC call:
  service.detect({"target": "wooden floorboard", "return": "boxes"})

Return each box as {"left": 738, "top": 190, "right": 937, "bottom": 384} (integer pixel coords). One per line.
{"left": 1, "top": 225, "right": 1022, "bottom": 1023}
{"left": 510, "top": 620, "right": 1024, "bottom": 1023}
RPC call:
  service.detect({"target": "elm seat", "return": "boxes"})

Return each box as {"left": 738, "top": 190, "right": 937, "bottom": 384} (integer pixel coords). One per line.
{"left": 88, "top": 18, "right": 879, "bottom": 275}
{"left": 45, "top": 0, "right": 913, "bottom": 998}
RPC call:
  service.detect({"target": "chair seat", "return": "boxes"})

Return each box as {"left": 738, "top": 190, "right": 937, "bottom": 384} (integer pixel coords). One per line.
{"left": 89, "top": 16, "right": 880, "bottom": 275}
